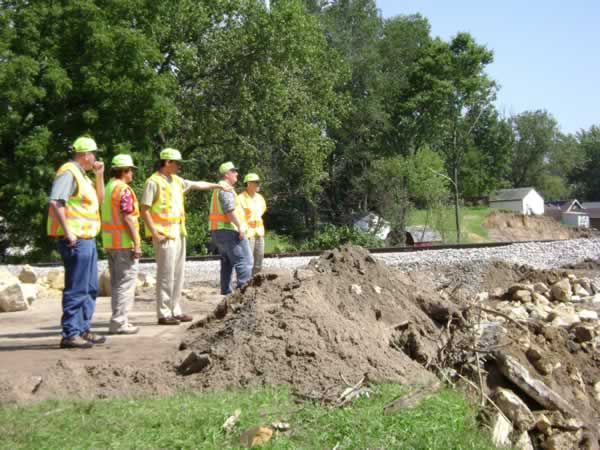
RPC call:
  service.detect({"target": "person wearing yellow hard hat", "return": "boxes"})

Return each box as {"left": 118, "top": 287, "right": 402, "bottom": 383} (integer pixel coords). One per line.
{"left": 141, "top": 148, "right": 231, "bottom": 325}
{"left": 239, "top": 173, "right": 267, "bottom": 275}
{"left": 47, "top": 135, "right": 107, "bottom": 349}
{"left": 101, "top": 154, "right": 140, "bottom": 335}
{"left": 208, "top": 162, "right": 253, "bottom": 295}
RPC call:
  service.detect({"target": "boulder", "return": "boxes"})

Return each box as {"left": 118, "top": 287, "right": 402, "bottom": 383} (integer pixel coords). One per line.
{"left": 574, "top": 325, "right": 596, "bottom": 343}
{"left": 21, "top": 283, "right": 38, "bottom": 305}
{"left": 591, "top": 280, "right": 600, "bottom": 295}
{"left": 529, "top": 304, "right": 550, "bottom": 321}
{"left": 493, "top": 388, "right": 535, "bottom": 431}
{"left": 513, "top": 290, "right": 532, "bottom": 303}
{"left": 534, "top": 282, "right": 550, "bottom": 294}
{"left": 513, "top": 431, "right": 534, "bottom": 450}
{"left": 0, "top": 282, "right": 29, "bottom": 312}
{"left": 577, "top": 278, "right": 592, "bottom": 293}
{"left": 509, "top": 306, "right": 530, "bottom": 321}
{"left": 573, "top": 284, "right": 591, "bottom": 298}
{"left": 138, "top": 272, "right": 156, "bottom": 288}
{"left": 578, "top": 310, "right": 598, "bottom": 321}
{"left": 98, "top": 270, "right": 111, "bottom": 297}
{"left": 18, "top": 265, "right": 38, "bottom": 284}
{"left": 594, "top": 381, "right": 600, "bottom": 401}
{"left": 46, "top": 270, "right": 64, "bottom": 290}
{"left": 533, "top": 292, "right": 551, "bottom": 305}
{"left": 495, "top": 352, "right": 577, "bottom": 418}
{"left": 548, "top": 305, "right": 580, "bottom": 328}
{"left": 490, "top": 412, "right": 513, "bottom": 448}
{"left": 550, "top": 279, "right": 572, "bottom": 302}
{"left": 509, "top": 284, "right": 534, "bottom": 295}
{"left": 541, "top": 430, "right": 583, "bottom": 450}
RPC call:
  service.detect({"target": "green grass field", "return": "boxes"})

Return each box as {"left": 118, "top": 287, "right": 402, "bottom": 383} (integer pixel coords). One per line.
{"left": 408, "top": 206, "right": 491, "bottom": 244}
{"left": 0, "top": 385, "right": 495, "bottom": 449}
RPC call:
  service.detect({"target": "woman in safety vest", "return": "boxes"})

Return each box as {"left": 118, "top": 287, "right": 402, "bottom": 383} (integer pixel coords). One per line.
{"left": 101, "top": 154, "right": 141, "bottom": 335}
{"left": 239, "top": 173, "right": 267, "bottom": 275}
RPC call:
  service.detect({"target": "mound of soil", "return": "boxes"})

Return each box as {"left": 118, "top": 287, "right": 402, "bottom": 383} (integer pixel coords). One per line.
{"left": 180, "top": 246, "right": 452, "bottom": 398}
{"left": 484, "top": 211, "right": 588, "bottom": 242}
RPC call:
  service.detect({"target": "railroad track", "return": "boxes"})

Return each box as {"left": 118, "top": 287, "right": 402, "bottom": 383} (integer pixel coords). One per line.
{"left": 30, "top": 239, "right": 558, "bottom": 268}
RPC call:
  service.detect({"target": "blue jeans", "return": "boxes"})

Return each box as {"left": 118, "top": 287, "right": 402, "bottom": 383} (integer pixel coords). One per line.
{"left": 212, "top": 230, "right": 253, "bottom": 295}
{"left": 57, "top": 238, "right": 98, "bottom": 338}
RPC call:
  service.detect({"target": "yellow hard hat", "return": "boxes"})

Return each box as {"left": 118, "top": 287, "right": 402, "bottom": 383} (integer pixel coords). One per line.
{"left": 72, "top": 136, "right": 99, "bottom": 153}
{"left": 219, "top": 161, "right": 238, "bottom": 174}
{"left": 111, "top": 154, "right": 136, "bottom": 168}
{"left": 160, "top": 148, "right": 182, "bottom": 160}
{"left": 244, "top": 173, "right": 260, "bottom": 183}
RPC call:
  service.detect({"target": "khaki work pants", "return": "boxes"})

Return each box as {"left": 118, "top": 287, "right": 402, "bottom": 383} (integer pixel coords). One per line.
{"left": 248, "top": 236, "right": 264, "bottom": 275}
{"left": 153, "top": 234, "right": 185, "bottom": 319}
{"left": 107, "top": 249, "right": 138, "bottom": 326}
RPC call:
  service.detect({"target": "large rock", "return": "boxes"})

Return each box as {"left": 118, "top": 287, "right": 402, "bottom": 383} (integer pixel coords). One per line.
{"left": 541, "top": 430, "right": 583, "bottom": 450}
{"left": 548, "top": 304, "right": 580, "bottom": 328}
{"left": 18, "top": 265, "right": 38, "bottom": 284}
{"left": 490, "top": 412, "right": 513, "bottom": 447}
{"left": 550, "top": 279, "right": 572, "bottom": 302}
{"left": 534, "top": 282, "right": 550, "bottom": 294}
{"left": 493, "top": 388, "right": 535, "bottom": 431}
{"left": 578, "top": 309, "right": 598, "bottom": 321}
{"left": 138, "top": 272, "right": 156, "bottom": 288}
{"left": 509, "top": 283, "right": 534, "bottom": 295}
{"left": 0, "top": 270, "right": 29, "bottom": 312}
{"left": 21, "top": 283, "right": 38, "bottom": 305}
{"left": 513, "top": 290, "right": 532, "bottom": 303}
{"left": 573, "top": 284, "right": 591, "bottom": 298}
{"left": 46, "top": 270, "right": 64, "bottom": 290}
{"left": 513, "top": 431, "right": 534, "bottom": 450}
{"left": 495, "top": 352, "right": 577, "bottom": 418}
{"left": 98, "top": 270, "right": 111, "bottom": 297}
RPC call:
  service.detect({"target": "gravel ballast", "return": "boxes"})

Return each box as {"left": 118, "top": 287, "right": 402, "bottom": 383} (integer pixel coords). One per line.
{"left": 3, "top": 239, "right": 600, "bottom": 284}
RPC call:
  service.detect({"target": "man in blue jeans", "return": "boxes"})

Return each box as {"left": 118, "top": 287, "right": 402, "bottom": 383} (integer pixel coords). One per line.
{"left": 48, "top": 136, "right": 107, "bottom": 349}
{"left": 208, "top": 162, "right": 253, "bottom": 295}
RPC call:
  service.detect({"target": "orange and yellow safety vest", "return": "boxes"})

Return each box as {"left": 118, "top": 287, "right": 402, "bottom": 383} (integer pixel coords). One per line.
{"left": 101, "top": 178, "right": 140, "bottom": 249}
{"left": 208, "top": 183, "right": 246, "bottom": 232}
{"left": 143, "top": 172, "right": 187, "bottom": 239}
{"left": 47, "top": 162, "right": 100, "bottom": 238}
{"left": 239, "top": 191, "right": 266, "bottom": 238}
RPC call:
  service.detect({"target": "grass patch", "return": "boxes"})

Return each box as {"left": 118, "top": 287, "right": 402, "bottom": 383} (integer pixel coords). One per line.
{"left": 0, "top": 384, "right": 495, "bottom": 449}
{"left": 408, "top": 206, "right": 491, "bottom": 243}
{"left": 264, "top": 231, "right": 298, "bottom": 253}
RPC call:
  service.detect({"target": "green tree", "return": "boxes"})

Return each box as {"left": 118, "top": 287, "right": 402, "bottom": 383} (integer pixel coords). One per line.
{"left": 400, "top": 33, "right": 496, "bottom": 241}
{"left": 571, "top": 125, "right": 600, "bottom": 200}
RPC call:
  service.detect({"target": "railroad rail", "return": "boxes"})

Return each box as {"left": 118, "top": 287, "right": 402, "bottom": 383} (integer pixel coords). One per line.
{"left": 30, "top": 239, "right": 559, "bottom": 268}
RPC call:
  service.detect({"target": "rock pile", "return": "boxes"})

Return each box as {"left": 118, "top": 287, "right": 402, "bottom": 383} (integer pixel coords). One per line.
{"left": 0, "top": 267, "right": 40, "bottom": 312}
{"left": 460, "top": 274, "right": 600, "bottom": 449}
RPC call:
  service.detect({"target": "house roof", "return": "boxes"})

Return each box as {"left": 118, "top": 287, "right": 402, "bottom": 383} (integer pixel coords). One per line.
{"left": 545, "top": 199, "right": 585, "bottom": 213}
{"left": 582, "top": 202, "right": 600, "bottom": 209}
{"left": 405, "top": 225, "right": 442, "bottom": 243}
{"left": 489, "top": 187, "right": 539, "bottom": 202}
{"left": 584, "top": 208, "right": 600, "bottom": 219}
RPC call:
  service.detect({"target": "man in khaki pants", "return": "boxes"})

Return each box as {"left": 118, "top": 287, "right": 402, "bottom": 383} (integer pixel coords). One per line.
{"left": 141, "top": 148, "right": 229, "bottom": 325}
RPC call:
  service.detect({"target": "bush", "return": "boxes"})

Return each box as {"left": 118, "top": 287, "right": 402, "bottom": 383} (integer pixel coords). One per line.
{"left": 264, "top": 231, "right": 298, "bottom": 253}
{"left": 301, "top": 224, "right": 383, "bottom": 250}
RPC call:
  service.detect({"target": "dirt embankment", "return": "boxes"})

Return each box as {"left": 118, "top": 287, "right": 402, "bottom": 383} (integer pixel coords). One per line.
{"left": 484, "top": 210, "right": 592, "bottom": 242}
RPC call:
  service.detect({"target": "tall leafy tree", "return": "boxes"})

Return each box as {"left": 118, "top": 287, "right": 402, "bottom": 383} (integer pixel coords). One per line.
{"left": 571, "top": 125, "right": 600, "bottom": 200}
{"left": 400, "top": 33, "right": 496, "bottom": 241}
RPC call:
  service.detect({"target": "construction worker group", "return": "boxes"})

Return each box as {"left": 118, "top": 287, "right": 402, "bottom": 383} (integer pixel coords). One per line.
{"left": 48, "top": 136, "right": 267, "bottom": 349}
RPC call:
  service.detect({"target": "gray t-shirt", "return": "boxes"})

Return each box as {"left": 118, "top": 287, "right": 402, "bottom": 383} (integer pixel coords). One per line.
{"left": 219, "top": 191, "right": 236, "bottom": 213}
{"left": 48, "top": 161, "right": 84, "bottom": 203}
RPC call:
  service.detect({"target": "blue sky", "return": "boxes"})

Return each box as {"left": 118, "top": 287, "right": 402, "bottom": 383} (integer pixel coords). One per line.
{"left": 377, "top": 0, "right": 600, "bottom": 135}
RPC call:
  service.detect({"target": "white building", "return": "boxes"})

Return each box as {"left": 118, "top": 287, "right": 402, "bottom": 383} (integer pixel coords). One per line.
{"left": 489, "top": 188, "right": 544, "bottom": 215}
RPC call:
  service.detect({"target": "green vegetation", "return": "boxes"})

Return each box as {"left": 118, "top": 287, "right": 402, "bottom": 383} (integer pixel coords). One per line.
{"left": 409, "top": 207, "right": 491, "bottom": 243}
{"left": 0, "top": 385, "right": 495, "bottom": 450}
{"left": 1, "top": 0, "right": 598, "bottom": 260}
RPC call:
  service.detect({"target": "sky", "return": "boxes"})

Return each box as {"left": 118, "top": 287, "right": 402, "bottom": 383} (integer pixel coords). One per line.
{"left": 377, "top": 0, "right": 600, "bottom": 135}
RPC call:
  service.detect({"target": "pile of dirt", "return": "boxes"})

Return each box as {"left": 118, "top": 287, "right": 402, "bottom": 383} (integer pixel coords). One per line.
{"left": 484, "top": 210, "right": 590, "bottom": 242}
{"left": 179, "top": 246, "right": 455, "bottom": 398}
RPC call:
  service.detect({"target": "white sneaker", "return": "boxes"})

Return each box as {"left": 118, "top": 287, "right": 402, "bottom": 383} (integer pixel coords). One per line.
{"left": 109, "top": 322, "right": 139, "bottom": 335}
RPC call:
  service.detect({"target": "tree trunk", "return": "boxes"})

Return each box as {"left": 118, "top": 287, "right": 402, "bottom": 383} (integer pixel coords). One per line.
{"left": 454, "top": 165, "right": 461, "bottom": 243}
